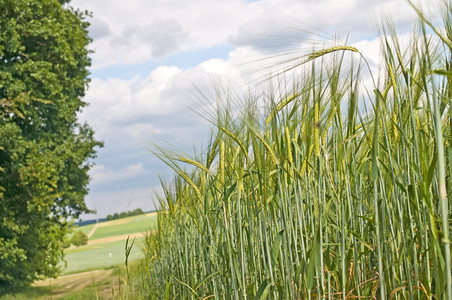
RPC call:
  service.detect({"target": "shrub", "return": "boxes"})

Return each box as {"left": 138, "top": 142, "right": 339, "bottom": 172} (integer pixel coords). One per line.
{"left": 70, "top": 230, "right": 88, "bottom": 247}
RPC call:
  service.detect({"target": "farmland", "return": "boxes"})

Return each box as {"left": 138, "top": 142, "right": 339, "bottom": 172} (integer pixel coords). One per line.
{"left": 0, "top": 212, "right": 157, "bottom": 299}
{"left": 63, "top": 213, "right": 157, "bottom": 274}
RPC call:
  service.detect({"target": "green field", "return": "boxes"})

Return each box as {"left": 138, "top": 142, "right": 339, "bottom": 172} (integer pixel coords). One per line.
{"left": 63, "top": 212, "right": 157, "bottom": 275}
{"left": 77, "top": 223, "right": 95, "bottom": 235}
{"left": 89, "top": 214, "right": 158, "bottom": 240}
{"left": 63, "top": 237, "right": 146, "bottom": 274}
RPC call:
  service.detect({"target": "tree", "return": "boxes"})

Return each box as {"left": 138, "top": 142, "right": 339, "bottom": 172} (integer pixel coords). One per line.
{"left": 0, "top": 0, "right": 102, "bottom": 291}
{"left": 70, "top": 230, "right": 88, "bottom": 247}
{"left": 132, "top": 208, "right": 144, "bottom": 216}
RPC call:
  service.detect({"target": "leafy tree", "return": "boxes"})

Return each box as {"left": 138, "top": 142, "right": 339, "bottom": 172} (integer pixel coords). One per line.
{"left": 132, "top": 208, "right": 144, "bottom": 216}
{"left": 70, "top": 230, "right": 88, "bottom": 247}
{"left": 0, "top": 0, "right": 102, "bottom": 292}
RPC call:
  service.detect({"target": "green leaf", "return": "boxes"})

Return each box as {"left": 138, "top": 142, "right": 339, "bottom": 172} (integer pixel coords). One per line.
{"left": 165, "top": 276, "right": 172, "bottom": 300}
{"left": 271, "top": 229, "right": 284, "bottom": 263}
{"left": 306, "top": 255, "right": 315, "bottom": 290}
{"left": 306, "top": 226, "right": 320, "bottom": 290}
{"left": 253, "top": 279, "right": 270, "bottom": 300}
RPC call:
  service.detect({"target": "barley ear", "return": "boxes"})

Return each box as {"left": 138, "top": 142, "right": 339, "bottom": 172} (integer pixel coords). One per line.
{"left": 308, "top": 45, "right": 359, "bottom": 60}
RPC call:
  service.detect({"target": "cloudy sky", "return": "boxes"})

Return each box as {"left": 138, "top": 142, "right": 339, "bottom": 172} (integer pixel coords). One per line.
{"left": 69, "top": 0, "right": 431, "bottom": 219}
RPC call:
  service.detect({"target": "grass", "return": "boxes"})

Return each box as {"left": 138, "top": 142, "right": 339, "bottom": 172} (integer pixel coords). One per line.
{"left": 133, "top": 1, "right": 452, "bottom": 299}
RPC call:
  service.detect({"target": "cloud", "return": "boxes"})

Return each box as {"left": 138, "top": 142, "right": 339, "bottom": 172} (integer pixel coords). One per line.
{"left": 79, "top": 58, "right": 244, "bottom": 144}
{"left": 229, "top": 0, "right": 421, "bottom": 51}
{"left": 145, "top": 19, "right": 189, "bottom": 58}
{"left": 80, "top": 66, "right": 183, "bottom": 129}
{"left": 87, "top": 20, "right": 188, "bottom": 69}
{"left": 89, "top": 163, "right": 146, "bottom": 185}
{"left": 113, "top": 19, "right": 189, "bottom": 59}
{"left": 72, "top": 0, "right": 433, "bottom": 70}
{"left": 88, "top": 17, "right": 111, "bottom": 40}
{"left": 71, "top": 0, "right": 251, "bottom": 68}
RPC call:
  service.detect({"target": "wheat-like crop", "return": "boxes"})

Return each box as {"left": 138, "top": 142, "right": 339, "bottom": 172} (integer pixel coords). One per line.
{"left": 134, "top": 2, "right": 452, "bottom": 299}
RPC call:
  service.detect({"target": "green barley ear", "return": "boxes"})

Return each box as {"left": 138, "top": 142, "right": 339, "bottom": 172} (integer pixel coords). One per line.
{"left": 250, "top": 127, "right": 280, "bottom": 165}
{"left": 266, "top": 93, "right": 299, "bottom": 125}
{"left": 177, "top": 170, "right": 202, "bottom": 201}
{"left": 176, "top": 156, "right": 211, "bottom": 175}
{"left": 285, "top": 126, "right": 293, "bottom": 166}
{"left": 314, "top": 99, "right": 320, "bottom": 157}
{"left": 307, "top": 45, "right": 359, "bottom": 60}
{"left": 219, "top": 125, "right": 249, "bottom": 160}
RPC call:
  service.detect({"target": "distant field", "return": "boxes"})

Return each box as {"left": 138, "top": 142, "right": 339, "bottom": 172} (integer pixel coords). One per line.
{"left": 89, "top": 213, "right": 157, "bottom": 240}
{"left": 77, "top": 223, "right": 95, "bottom": 235}
{"left": 64, "top": 237, "right": 146, "bottom": 274}
{"left": 63, "top": 212, "right": 157, "bottom": 275}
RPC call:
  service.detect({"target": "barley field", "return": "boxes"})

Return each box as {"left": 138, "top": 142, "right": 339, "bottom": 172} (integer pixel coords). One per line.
{"left": 137, "top": 2, "right": 452, "bottom": 299}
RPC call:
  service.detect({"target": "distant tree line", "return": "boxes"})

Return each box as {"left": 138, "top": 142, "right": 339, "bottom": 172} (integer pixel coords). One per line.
{"left": 106, "top": 208, "right": 145, "bottom": 221}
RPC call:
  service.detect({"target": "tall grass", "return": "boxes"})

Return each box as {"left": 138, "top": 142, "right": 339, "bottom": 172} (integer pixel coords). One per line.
{"left": 139, "top": 2, "right": 451, "bottom": 299}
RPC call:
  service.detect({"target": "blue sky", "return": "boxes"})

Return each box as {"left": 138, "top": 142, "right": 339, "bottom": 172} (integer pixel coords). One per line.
{"left": 70, "top": 0, "right": 428, "bottom": 219}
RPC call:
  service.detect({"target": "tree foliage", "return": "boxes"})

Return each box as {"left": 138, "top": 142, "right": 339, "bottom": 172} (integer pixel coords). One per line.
{"left": 106, "top": 208, "right": 145, "bottom": 221}
{"left": 0, "top": 0, "right": 101, "bottom": 291}
{"left": 70, "top": 230, "right": 88, "bottom": 247}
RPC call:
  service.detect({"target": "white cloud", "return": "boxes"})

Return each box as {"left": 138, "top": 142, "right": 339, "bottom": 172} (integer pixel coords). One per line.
{"left": 199, "top": 58, "right": 230, "bottom": 75}
{"left": 90, "top": 163, "right": 146, "bottom": 185}
{"left": 108, "top": 18, "right": 188, "bottom": 60}
{"left": 79, "top": 59, "right": 249, "bottom": 147}
{"left": 71, "top": 0, "right": 435, "bottom": 70}
{"left": 72, "top": 0, "right": 251, "bottom": 68}
{"left": 80, "top": 66, "right": 183, "bottom": 131}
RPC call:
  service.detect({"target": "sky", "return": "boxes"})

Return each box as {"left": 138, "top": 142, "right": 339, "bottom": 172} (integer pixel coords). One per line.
{"left": 69, "top": 0, "right": 432, "bottom": 219}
